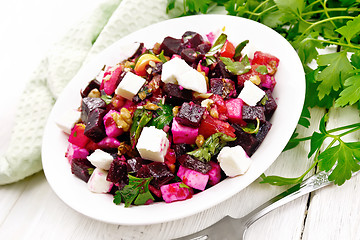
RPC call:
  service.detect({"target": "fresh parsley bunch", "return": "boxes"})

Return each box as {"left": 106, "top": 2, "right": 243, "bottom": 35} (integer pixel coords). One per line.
{"left": 166, "top": 0, "right": 360, "bottom": 186}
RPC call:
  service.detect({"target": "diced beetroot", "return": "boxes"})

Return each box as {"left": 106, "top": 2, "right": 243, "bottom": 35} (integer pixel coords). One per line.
{"left": 196, "top": 43, "right": 211, "bottom": 59}
{"left": 198, "top": 114, "right": 236, "bottom": 139}
{"left": 210, "top": 78, "right": 224, "bottom": 96}
{"left": 242, "top": 106, "right": 266, "bottom": 122}
{"left": 177, "top": 165, "right": 209, "bottom": 191}
{"left": 71, "top": 158, "right": 94, "bottom": 182}
{"left": 97, "top": 137, "right": 121, "bottom": 149}
{"left": 163, "top": 83, "right": 193, "bottom": 105}
{"left": 80, "top": 97, "right": 106, "bottom": 123}
{"left": 171, "top": 118, "right": 198, "bottom": 145}
{"left": 107, "top": 157, "right": 129, "bottom": 188}
{"left": 207, "top": 161, "right": 222, "bottom": 186}
{"left": 225, "top": 98, "right": 246, "bottom": 126}
{"left": 148, "top": 184, "right": 162, "bottom": 198}
{"left": 103, "top": 110, "right": 124, "bottom": 138}
{"left": 264, "top": 90, "right": 277, "bottom": 120}
{"left": 178, "top": 154, "right": 211, "bottom": 174}
{"left": 256, "top": 121, "right": 272, "bottom": 143}
{"left": 85, "top": 140, "right": 99, "bottom": 151}
{"left": 84, "top": 108, "right": 107, "bottom": 143}
{"left": 164, "top": 148, "right": 176, "bottom": 173}
{"left": 102, "top": 64, "right": 122, "bottom": 95}
{"left": 147, "top": 162, "right": 174, "bottom": 189}
{"left": 81, "top": 79, "right": 101, "bottom": 98}
{"left": 209, "top": 61, "right": 232, "bottom": 79}
{"left": 68, "top": 123, "right": 90, "bottom": 148}
{"left": 181, "top": 48, "right": 197, "bottom": 64}
{"left": 173, "top": 144, "right": 192, "bottom": 159}
{"left": 160, "top": 182, "right": 193, "bottom": 203}
{"left": 229, "top": 123, "right": 259, "bottom": 156}
{"left": 262, "top": 75, "right": 276, "bottom": 91}
{"left": 182, "top": 31, "right": 204, "bottom": 48}
{"left": 175, "top": 102, "right": 206, "bottom": 128}
{"left": 127, "top": 157, "right": 144, "bottom": 173}
{"left": 160, "top": 36, "right": 182, "bottom": 57}
{"left": 65, "top": 143, "right": 89, "bottom": 164}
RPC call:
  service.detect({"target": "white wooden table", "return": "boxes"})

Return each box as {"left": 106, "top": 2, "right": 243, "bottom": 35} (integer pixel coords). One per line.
{"left": 1, "top": 1, "right": 360, "bottom": 239}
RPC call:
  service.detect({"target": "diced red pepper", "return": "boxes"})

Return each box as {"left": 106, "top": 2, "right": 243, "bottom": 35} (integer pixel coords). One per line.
{"left": 251, "top": 51, "right": 279, "bottom": 75}
{"left": 220, "top": 40, "right": 235, "bottom": 59}
{"left": 198, "top": 114, "right": 236, "bottom": 139}
{"left": 209, "top": 94, "right": 228, "bottom": 120}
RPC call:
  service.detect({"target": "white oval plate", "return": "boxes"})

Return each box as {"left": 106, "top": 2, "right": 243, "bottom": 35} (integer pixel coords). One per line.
{"left": 42, "top": 14, "right": 305, "bottom": 225}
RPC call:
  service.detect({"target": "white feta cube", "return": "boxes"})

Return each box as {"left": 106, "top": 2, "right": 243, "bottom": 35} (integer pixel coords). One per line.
{"left": 87, "top": 168, "right": 113, "bottom": 193}
{"left": 241, "top": 42, "right": 256, "bottom": 59}
{"left": 177, "top": 68, "right": 207, "bottom": 93}
{"left": 161, "top": 57, "right": 191, "bottom": 84}
{"left": 87, "top": 149, "right": 114, "bottom": 170}
{"left": 217, "top": 146, "right": 251, "bottom": 177}
{"left": 238, "top": 80, "right": 265, "bottom": 106}
{"left": 136, "top": 126, "right": 169, "bottom": 162}
{"left": 115, "top": 72, "right": 145, "bottom": 100}
{"left": 55, "top": 109, "right": 81, "bottom": 134}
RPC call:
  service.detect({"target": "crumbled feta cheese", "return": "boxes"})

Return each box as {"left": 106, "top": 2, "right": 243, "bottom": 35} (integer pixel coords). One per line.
{"left": 238, "top": 80, "right": 265, "bottom": 106}
{"left": 55, "top": 109, "right": 81, "bottom": 134}
{"left": 161, "top": 58, "right": 190, "bottom": 84}
{"left": 87, "top": 149, "right": 114, "bottom": 170}
{"left": 217, "top": 146, "right": 251, "bottom": 177}
{"left": 161, "top": 58, "right": 207, "bottom": 93}
{"left": 87, "top": 168, "right": 113, "bottom": 193}
{"left": 177, "top": 68, "right": 207, "bottom": 93}
{"left": 115, "top": 72, "right": 145, "bottom": 100}
{"left": 136, "top": 126, "right": 169, "bottom": 162}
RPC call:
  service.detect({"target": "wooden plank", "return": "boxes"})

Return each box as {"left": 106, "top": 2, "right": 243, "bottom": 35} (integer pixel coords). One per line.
{"left": 302, "top": 106, "right": 360, "bottom": 240}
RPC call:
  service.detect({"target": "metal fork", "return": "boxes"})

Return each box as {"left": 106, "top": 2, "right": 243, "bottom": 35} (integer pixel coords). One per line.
{"left": 173, "top": 170, "right": 358, "bottom": 240}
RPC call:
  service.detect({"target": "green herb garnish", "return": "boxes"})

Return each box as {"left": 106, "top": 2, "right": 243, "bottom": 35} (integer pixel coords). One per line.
{"left": 129, "top": 108, "right": 153, "bottom": 147}
{"left": 220, "top": 55, "right": 251, "bottom": 75}
{"left": 101, "top": 94, "right": 112, "bottom": 105}
{"left": 187, "top": 132, "right": 236, "bottom": 162}
{"left": 205, "top": 33, "right": 227, "bottom": 65}
{"left": 113, "top": 175, "right": 154, "bottom": 207}
{"left": 149, "top": 103, "right": 174, "bottom": 130}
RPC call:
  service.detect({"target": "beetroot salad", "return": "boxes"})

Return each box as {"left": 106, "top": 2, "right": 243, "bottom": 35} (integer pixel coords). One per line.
{"left": 60, "top": 30, "right": 279, "bottom": 207}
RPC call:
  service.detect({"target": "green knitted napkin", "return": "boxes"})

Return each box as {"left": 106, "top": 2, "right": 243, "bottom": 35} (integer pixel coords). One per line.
{"left": 0, "top": 0, "right": 173, "bottom": 185}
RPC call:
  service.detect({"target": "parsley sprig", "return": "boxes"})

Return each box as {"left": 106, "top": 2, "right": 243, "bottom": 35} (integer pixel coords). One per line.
{"left": 166, "top": 0, "right": 360, "bottom": 186}
{"left": 262, "top": 114, "right": 360, "bottom": 186}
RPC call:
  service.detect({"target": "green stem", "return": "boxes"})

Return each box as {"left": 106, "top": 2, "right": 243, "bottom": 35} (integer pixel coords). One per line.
{"left": 322, "top": 0, "right": 337, "bottom": 29}
{"left": 304, "top": 0, "right": 322, "bottom": 11}
{"left": 306, "top": 15, "right": 354, "bottom": 26}
{"left": 327, "top": 123, "right": 360, "bottom": 133}
{"left": 253, "top": 0, "right": 270, "bottom": 13}
{"left": 295, "top": 136, "right": 313, "bottom": 142}
{"left": 338, "top": 126, "right": 360, "bottom": 138}
{"left": 304, "top": 33, "right": 360, "bottom": 50}
{"left": 299, "top": 16, "right": 355, "bottom": 42}
{"left": 302, "top": 7, "right": 360, "bottom": 16}
{"left": 244, "top": 5, "right": 277, "bottom": 17}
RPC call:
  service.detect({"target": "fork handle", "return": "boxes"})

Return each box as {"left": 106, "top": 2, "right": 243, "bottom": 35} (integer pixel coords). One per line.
{"left": 240, "top": 171, "right": 332, "bottom": 228}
